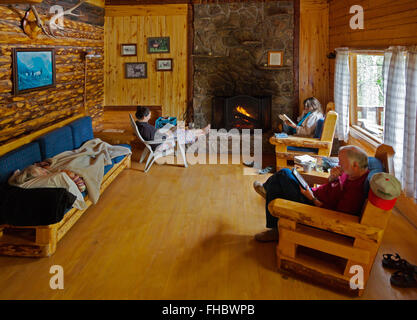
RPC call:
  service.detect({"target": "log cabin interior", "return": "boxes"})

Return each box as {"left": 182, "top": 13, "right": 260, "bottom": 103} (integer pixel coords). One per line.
{"left": 0, "top": 0, "right": 417, "bottom": 300}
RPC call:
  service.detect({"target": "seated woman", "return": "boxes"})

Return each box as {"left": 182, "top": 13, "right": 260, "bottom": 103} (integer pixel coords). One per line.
{"left": 135, "top": 106, "right": 210, "bottom": 152}
{"left": 282, "top": 97, "right": 324, "bottom": 137}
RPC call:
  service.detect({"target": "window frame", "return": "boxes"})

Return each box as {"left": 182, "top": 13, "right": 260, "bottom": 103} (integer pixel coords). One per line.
{"left": 348, "top": 51, "right": 385, "bottom": 145}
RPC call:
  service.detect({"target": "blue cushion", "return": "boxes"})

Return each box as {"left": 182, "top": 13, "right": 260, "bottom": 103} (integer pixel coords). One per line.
{"left": 288, "top": 146, "right": 319, "bottom": 153}
{"left": 104, "top": 164, "right": 113, "bottom": 175}
{"left": 364, "top": 157, "right": 385, "bottom": 195}
{"left": 0, "top": 142, "right": 42, "bottom": 185}
{"left": 69, "top": 117, "right": 94, "bottom": 149}
{"left": 112, "top": 144, "right": 131, "bottom": 164}
{"left": 287, "top": 118, "right": 324, "bottom": 153}
{"left": 37, "top": 126, "right": 74, "bottom": 160}
{"left": 313, "top": 118, "right": 325, "bottom": 139}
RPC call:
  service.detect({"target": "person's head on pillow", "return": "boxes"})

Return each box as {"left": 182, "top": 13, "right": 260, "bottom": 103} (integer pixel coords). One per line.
{"left": 13, "top": 165, "right": 50, "bottom": 184}
{"left": 135, "top": 106, "right": 151, "bottom": 122}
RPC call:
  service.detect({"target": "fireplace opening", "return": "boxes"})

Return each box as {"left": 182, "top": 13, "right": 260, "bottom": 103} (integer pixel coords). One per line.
{"left": 212, "top": 95, "right": 271, "bottom": 131}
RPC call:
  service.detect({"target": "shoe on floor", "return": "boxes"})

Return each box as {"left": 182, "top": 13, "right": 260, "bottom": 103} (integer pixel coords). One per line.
{"left": 253, "top": 181, "right": 266, "bottom": 199}
{"left": 254, "top": 229, "right": 278, "bottom": 242}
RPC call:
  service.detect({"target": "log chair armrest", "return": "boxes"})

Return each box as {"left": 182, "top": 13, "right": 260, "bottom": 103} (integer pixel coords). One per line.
{"left": 269, "top": 136, "right": 332, "bottom": 149}
{"left": 268, "top": 199, "right": 384, "bottom": 243}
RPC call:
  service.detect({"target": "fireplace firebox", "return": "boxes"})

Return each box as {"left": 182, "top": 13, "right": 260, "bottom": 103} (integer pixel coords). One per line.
{"left": 212, "top": 95, "right": 271, "bottom": 131}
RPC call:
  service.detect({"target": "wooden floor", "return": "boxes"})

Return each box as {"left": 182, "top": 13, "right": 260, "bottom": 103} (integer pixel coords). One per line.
{"left": 1, "top": 152, "right": 417, "bottom": 299}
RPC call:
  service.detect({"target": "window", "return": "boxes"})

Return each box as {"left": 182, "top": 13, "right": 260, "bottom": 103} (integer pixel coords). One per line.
{"left": 349, "top": 53, "right": 385, "bottom": 142}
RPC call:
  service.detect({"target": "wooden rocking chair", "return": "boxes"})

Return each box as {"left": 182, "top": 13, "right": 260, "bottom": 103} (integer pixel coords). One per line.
{"left": 268, "top": 144, "right": 395, "bottom": 296}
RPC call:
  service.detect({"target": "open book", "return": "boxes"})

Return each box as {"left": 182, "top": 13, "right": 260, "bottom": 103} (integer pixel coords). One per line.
{"left": 278, "top": 114, "right": 296, "bottom": 127}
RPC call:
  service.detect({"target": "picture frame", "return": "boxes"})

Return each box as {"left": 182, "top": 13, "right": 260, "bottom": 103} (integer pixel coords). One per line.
{"left": 156, "top": 58, "right": 173, "bottom": 71}
{"left": 147, "top": 37, "right": 170, "bottom": 54}
{"left": 267, "top": 51, "right": 284, "bottom": 67}
{"left": 12, "top": 48, "right": 56, "bottom": 95}
{"left": 120, "top": 44, "right": 137, "bottom": 56}
{"left": 125, "top": 62, "right": 147, "bottom": 79}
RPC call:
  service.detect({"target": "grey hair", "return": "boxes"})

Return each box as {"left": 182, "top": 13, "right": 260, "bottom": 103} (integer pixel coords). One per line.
{"left": 339, "top": 145, "right": 368, "bottom": 169}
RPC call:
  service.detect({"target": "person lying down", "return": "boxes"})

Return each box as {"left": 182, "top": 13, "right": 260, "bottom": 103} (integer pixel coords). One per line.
{"left": 8, "top": 161, "right": 87, "bottom": 210}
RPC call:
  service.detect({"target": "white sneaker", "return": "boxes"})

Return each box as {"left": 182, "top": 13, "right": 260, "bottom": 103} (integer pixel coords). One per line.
{"left": 253, "top": 181, "right": 266, "bottom": 199}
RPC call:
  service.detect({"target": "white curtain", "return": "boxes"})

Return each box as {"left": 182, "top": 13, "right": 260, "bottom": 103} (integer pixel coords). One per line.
{"left": 383, "top": 46, "right": 417, "bottom": 200}
{"left": 403, "top": 48, "right": 417, "bottom": 199}
{"left": 383, "top": 47, "right": 407, "bottom": 180}
{"left": 334, "top": 48, "right": 350, "bottom": 142}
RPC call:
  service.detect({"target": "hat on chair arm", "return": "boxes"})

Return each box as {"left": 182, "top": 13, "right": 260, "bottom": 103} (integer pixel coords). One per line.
{"left": 368, "top": 173, "right": 402, "bottom": 210}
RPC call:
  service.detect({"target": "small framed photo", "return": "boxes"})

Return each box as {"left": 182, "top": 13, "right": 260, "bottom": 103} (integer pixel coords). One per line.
{"left": 125, "top": 62, "right": 147, "bottom": 79}
{"left": 147, "top": 37, "right": 170, "bottom": 54}
{"left": 13, "top": 48, "right": 56, "bottom": 95}
{"left": 120, "top": 44, "right": 137, "bottom": 56}
{"left": 156, "top": 58, "right": 173, "bottom": 71}
{"left": 267, "top": 51, "right": 284, "bottom": 67}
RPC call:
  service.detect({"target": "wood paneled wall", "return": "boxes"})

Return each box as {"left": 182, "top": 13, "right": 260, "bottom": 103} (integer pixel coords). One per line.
{"left": 329, "top": 0, "right": 417, "bottom": 99}
{"left": 0, "top": 1, "right": 104, "bottom": 146}
{"left": 104, "top": 5, "right": 188, "bottom": 120}
{"left": 299, "top": 0, "right": 329, "bottom": 113}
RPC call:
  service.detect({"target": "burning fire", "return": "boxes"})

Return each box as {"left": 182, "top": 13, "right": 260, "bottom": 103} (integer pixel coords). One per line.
{"left": 236, "top": 106, "right": 252, "bottom": 118}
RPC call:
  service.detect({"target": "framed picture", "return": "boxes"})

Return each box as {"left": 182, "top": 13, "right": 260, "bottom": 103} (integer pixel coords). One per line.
{"left": 156, "top": 58, "right": 173, "bottom": 71}
{"left": 125, "top": 62, "right": 147, "bottom": 79}
{"left": 147, "top": 37, "right": 170, "bottom": 54}
{"left": 12, "top": 48, "right": 56, "bottom": 95}
{"left": 120, "top": 44, "right": 137, "bottom": 56}
{"left": 267, "top": 51, "right": 284, "bottom": 67}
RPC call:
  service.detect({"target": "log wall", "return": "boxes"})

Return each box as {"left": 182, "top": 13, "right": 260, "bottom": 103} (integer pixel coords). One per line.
{"left": 329, "top": 0, "right": 417, "bottom": 100}
{"left": 299, "top": 0, "right": 329, "bottom": 113}
{"left": 104, "top": 4, "right": 188, "bottom": 120}
{"left": 0, "top": 0, "right": 104, "bottom": 145}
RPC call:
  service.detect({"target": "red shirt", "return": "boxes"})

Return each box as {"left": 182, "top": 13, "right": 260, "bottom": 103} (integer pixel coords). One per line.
{"left": 312, "top": 171, "right": 369, "bottom": 216}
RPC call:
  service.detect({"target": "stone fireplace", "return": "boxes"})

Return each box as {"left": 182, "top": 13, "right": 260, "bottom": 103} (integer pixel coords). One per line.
{"left": 192, "top": 0, "right": 296, "bottom": 142}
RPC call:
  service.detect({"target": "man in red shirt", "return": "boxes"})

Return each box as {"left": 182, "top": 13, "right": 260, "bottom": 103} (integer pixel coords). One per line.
{"left": 253, "top": 145, "right": 370, "bottom": 242}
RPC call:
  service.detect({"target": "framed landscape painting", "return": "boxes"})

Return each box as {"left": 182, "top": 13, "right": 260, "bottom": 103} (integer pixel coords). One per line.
{"left": 13, "top": 48, "right": 56, "bottom": 95}
{"left": 147, "top": 37, "right": 170, "bottom": 54}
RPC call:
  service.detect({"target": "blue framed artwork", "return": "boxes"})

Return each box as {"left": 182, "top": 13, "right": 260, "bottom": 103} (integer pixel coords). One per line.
{"left": 13, "top": 48, "right": 56, "bottom": 95}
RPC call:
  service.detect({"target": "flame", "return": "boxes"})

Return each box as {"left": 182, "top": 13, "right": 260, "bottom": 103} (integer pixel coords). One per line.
{"left": 236, "top": 106, "right": 252, "bottom": 117}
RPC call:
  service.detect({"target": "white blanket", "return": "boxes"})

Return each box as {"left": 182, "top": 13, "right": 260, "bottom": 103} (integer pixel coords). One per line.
{"left": 9, "top": 138, "right": 131, "bottom": 209}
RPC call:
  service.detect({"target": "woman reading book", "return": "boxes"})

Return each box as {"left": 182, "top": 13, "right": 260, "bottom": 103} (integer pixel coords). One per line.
{"left": 281, "top": 97, "right": 324, "bottom": 137}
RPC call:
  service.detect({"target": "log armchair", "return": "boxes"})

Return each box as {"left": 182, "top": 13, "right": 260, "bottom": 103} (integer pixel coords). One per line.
{"left": 270, "top": 103, "right": 338, "bottom": 170}
{"left": 268, "top": 144, "right": 395, "bottom": 296}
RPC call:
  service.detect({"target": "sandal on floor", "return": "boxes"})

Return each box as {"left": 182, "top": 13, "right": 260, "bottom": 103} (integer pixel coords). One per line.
{"left": 390, "top": 270, "right": 417, "bottom": 288}
{"left": 382, "top": 253, "right": 417, "bottom": 272}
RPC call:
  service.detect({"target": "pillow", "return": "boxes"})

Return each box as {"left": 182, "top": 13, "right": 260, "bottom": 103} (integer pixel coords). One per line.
{"left": 364, "top": 157, "right": 385, "bottom": 195}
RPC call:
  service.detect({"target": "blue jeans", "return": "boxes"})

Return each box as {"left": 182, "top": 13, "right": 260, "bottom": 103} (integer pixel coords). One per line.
{"left": 263, "top": 168, "right": 311, "bottom": 229}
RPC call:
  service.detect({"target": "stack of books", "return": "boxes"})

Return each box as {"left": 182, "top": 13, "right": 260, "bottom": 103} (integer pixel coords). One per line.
{"left": 294, "top": 154, "right": 317, "bottom": 166}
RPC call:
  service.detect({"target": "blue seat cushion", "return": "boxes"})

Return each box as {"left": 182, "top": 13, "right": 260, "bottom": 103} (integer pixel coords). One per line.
{"left": 37, "top": 126, "right": 74, "bottom": 160}
{"left": 112, "top": 144, "right": 131, "bottom": 164}
{"left": 0, "top": 142, "right": 42, "bottom": 185}
{"left": 69, "top": 117, "right": 94, "bottom": 149}
{"left": 287, "top": 118, "right": 324, "bottom": 153}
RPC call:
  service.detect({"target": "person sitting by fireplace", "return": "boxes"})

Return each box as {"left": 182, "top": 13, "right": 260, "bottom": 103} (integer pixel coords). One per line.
{"left": 282, "top": 97, "right": 324, "bottom": 137}
{"left": 135, "top": 106, "right": 211, "bottom": 152}
{"left": 252, "top": 145, "right": 370, "bottom": 242}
